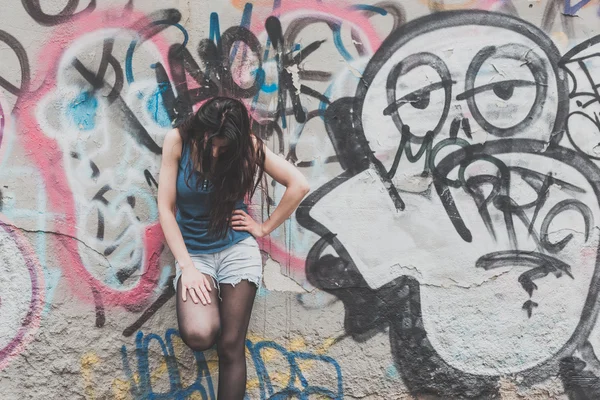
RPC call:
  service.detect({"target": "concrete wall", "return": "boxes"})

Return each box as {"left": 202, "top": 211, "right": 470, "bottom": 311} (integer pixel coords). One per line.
{"left": 2, "top": 0, "right": 600, "bottom": 398}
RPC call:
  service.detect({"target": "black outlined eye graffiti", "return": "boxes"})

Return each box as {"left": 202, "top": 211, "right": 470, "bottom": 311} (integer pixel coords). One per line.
{"left": 456, "top": 79, "right": 537, "bottom": 102}
{"left": 460, "top": 44, "right": 548, "bottom": 137}
{"left": 384, "top": 53, "right": 453, "bottom": 141}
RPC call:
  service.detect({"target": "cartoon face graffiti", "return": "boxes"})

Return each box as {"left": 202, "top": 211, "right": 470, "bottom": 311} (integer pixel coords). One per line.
{"left": 306, "top": 11, "right": 600, "bottom": 376}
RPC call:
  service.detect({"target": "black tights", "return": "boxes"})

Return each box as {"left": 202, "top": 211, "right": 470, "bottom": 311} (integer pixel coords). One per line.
{"left": 176, "top": 275, "right": 257, "bottom": 400}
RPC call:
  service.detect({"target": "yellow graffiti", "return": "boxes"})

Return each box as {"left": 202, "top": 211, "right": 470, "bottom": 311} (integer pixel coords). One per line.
{"left": 80, "top": 352, "right": 100, "bottom": 400}
{"left": 81, "top": 333, "right": 339, "bottom": 399}
{"left": 245, "top": 333, "right": 339, "bottom": 391}
{"left": 111, "top": 378, "right": 131, "bottom": 400}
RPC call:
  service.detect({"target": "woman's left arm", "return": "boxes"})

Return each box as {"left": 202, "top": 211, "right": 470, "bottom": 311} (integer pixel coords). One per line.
{"left": 231, "top": 141, "right": 310, "bottom": 237}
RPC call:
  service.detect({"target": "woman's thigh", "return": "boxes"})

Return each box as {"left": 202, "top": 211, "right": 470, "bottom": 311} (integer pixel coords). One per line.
{"left": 175, "top": 270, "right": 221, "bottom": 350}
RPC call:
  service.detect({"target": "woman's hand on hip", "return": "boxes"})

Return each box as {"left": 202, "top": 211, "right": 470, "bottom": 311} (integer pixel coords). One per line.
{"left": 231, "top": 209, "right": 266, "bottom": 238}
{"left": 180, "top": 266, "right": 213, "bottom": 305}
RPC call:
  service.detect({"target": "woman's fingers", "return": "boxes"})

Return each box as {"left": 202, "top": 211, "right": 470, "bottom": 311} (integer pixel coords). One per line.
{"left": 186, "top": 287, "right": 198, "bottom": 304}
{"left": 231, "top": 216, "right": 249, "bottom": 227}
{"left": 204, "top": 278, "right": 212, "bottom": 292}
{"left": 198, "top": 284, "right": 211, "bottom": 305}
{"left": 231, "top": 211, "right": 252, "bottom": 226}
{"left": 187, "top": 286, "right": 201, "bottom": 304}
{"left": 182, "top": 280, "right": 213, "bottom": 305}
{"left": 232, "top": 210, "right": 250, "bottom": 219}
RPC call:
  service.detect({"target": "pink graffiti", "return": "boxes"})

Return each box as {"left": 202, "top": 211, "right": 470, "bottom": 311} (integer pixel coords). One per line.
{"left": 253, "top": 1, "right": 383, "bottom": 53}
{"left": 0, "top": 92, "right": 9, "bottom": 164}
{"left": 0, "top": 101, "right": 4, "bottom": 151}
{"left": 16, "top": 10, "right": 169, "bottom": 308}
{"left": 0, "top": 217, "right": 45, "bottom": 371}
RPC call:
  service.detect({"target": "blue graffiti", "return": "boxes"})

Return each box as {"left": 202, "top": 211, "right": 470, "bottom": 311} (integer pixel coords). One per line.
{"left": 332, "top": 24, "right": 353, "bottom": 62}
{"left": 125, "top": 41, "right": 137, "bottom": 84}
{"left": 126, "top": 21, "right": 189, "bottom": 85}
{"left": 209, "top": 13, "right": 221, "bottom": 47}
{"left": 252, "top": 68, "right": 276, "bottom": 93}
{"left": 247, "top": 340, "right": 344, "bottom": 400}
{"left": 121, "top": 328, "right": 216, "bottom": 400}
{"left": 231, "top": 3, "right": 254, "bottom": 64}
{"left": 231, "top": 3, "right": 255, "bottom": 67}
{"left": 250, "top": 0, "right": 280, "bottom": 111}
{"left": 42, "top": 267, "right": 61, "bottom": 316}
{"left": 68, "top": 91, "right": 98, "bottom": 131}
{"left": 240, "top": 3, "right": 253, "bottom": 28}
{"left": 147, "top": 83, "right": 171, "bottom": 128}
{"left": 564, "top": 0, "right": 592, "bottom": 15}
{"left": 121, "top": 329, "right": 343, "bottom": 400}
{"left": 350, "top": 4, "right": 388, "bottom": 15}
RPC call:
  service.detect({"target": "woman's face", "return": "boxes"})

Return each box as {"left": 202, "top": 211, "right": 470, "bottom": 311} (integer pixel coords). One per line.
{"left": 209, "top": 136, "right": 231, "bottom": 159}
{"left": 201, "top": 132, "right": 231, "bottom": 160}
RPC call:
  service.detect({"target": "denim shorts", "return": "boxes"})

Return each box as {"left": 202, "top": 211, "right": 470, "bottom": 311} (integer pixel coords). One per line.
{"left": 173, "top": 236, "right": 263, "bottom": 294}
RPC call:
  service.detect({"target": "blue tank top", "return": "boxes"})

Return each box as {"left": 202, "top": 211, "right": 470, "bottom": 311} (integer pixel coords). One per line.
{"left": 175, "top": 144, "right": 251, "bottom": 254}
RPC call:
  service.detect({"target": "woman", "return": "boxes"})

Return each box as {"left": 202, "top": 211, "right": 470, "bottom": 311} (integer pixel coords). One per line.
{"left": 157, "top": 97, "right": 309, "bottom": 398}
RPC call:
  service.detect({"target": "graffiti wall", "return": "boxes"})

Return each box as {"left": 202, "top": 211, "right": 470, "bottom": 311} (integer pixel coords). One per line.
{"left": 2, "top": 0, "right": 600, "bottom": 398}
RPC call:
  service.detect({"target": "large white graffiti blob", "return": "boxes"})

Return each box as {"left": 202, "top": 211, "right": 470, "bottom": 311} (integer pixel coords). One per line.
{"left": 309, "top": 11, "right": 600, "bottom": 375}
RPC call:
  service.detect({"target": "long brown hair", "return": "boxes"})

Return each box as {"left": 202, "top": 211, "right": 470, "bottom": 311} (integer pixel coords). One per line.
{"left": 178, "top": 97, "right": 265, "bottom": 238}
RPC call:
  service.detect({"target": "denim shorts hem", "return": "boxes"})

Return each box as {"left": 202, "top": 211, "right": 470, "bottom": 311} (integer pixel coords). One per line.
{"left": 220, "top": 274, "right": 262, "bottom": 289}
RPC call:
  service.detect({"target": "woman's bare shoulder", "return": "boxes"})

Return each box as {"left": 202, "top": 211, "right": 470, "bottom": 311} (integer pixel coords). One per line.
{"left": 163, "top": 128, "right": 183, "bottom": 160}
{"left": 165, "top": 127, "right": 183, "bottom": 144}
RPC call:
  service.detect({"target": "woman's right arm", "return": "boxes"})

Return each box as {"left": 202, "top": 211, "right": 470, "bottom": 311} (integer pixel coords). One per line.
{"left": 158, "top": 129, "right": 212, "bottom": 305}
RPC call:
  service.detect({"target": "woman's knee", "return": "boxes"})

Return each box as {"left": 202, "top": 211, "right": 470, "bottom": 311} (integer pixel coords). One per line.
{"left": 217, "top": 334, "right": 246, "bottom": 361}
{"left": 179, "top": 324, "right": 220, "bottom": 352}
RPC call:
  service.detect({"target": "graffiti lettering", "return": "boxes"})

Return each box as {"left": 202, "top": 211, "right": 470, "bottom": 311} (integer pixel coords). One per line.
{"left": 21, "top": 0, "right": 96, "bottom": 26}
{"left": 120, "top": 329, "right": 343, "bottom": 399}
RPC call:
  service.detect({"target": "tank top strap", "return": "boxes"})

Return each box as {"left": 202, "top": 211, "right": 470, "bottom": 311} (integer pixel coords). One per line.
{"left": 180, "top": 142, "right": 189, "bottom": 165}
{"left": 180, "top": 142, "right": 195, "bottom": 177}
